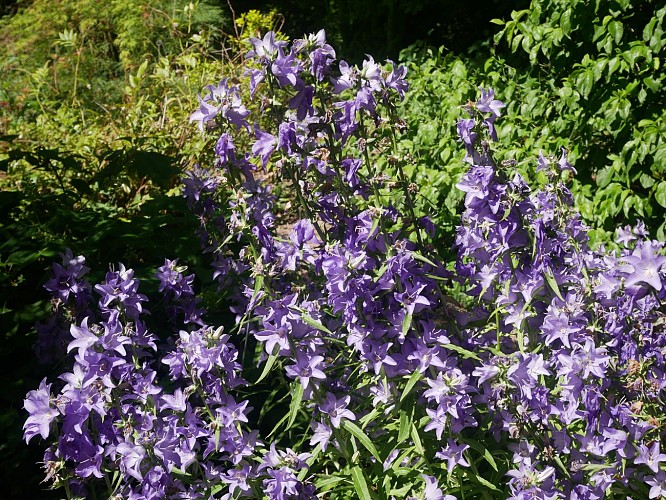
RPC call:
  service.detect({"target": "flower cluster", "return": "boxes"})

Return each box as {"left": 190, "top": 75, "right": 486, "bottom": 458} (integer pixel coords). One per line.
{"left": 453, "top": 97, "right": 666, "bottom": 498}
{"left": 184, "top": 29, "right": 468, "bottom": 497}
{"left": 24, "top": 29, "right": 666, "bottom": 500}
{"left": 25, "top": 257, "right": 315, "bottom": 498}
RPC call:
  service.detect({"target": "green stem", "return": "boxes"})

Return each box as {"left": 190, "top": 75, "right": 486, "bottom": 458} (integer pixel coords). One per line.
{"left": 388, "top": 127, "right": 424, "bottom": 249}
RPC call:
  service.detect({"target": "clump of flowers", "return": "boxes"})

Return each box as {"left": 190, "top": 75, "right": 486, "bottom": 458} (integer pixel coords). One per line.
{"left": 24, "top": 29, "right": 666, "bottom": 499}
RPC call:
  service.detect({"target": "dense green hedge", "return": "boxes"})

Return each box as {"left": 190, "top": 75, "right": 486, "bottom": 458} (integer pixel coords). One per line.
{"left": 399, "top": 0, "right": 665, "bottom": 246}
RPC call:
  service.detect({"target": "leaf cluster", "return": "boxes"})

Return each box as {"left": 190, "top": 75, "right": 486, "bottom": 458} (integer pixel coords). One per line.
{"left": 398, "top": 0, "right": 666, "bottom": 248}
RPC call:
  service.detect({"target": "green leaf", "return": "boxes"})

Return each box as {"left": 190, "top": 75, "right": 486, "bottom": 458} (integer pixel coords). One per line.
{"left": 286, "top": 382, "right": 303, "bottom": 430}
{"left": 543, "top": 269, "right": 565, "bottom": 302}
{"left": 350, "top": 465, "right": 373, "bottom": 500}
{"left": 439, "top": 341, "right": 482, "bottom": 361}
{"left": 400, "top": 370, "right": 421, "bottom": 403}
{"left": 553, "top": 455, "right": 571, "bottom": 478}
{"left": 402, "top": 311, "right": 413, "bottom": 337}
{"left": 398, "top": 409, "right": 412, "bottom": 443}
{"left": 70, "top": 178, "right": 93, "bottom": 196}
{"left": 315, "top": 475, "right": 345, "bottom": 491}
{"left": 255, "top": 344, "right": 280, "bottom": 384}
{"left": 655, "top": 181, "right": 666, "bottom": 208}
{"left": 608, "top": 20, "right": 624, "bottom": 44}
{"left": 359, "top": 408, "right": 381, "bottom": 428}
{"left": 411, "top": 251, "right": 439, "bottom": 268}
{"left": 482, "top": 448, "right": 499, "bottom": 472}
{"left": 298, "top": 443, "right": 321, "bottom": 481}
{"left": 451, "top": 59, "right": 467, "bottom": 80}
{"left": 300, "top": 311, "right": 334, "bottom": 336}
{"left": 473, "top": 474, "right": 501, "bottom": 491}
{"left": 342, "top": 420, "right": 381, "bottom": 462}
{"left": 411, "top": 423, "right": 424, "bottom": 455}
{"left": 577, "top": 69, "right": 594, "bottom": 98}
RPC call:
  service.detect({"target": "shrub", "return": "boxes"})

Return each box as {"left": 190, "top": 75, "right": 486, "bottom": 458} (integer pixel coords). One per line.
{"left": 23, "top": 30, "right": 666, "bottom": 499}
{"left": 399, "top": 0, "right": 666, "bottom": 246}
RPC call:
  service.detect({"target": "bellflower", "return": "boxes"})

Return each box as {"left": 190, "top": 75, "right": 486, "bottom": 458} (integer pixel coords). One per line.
{"left": 23, "top": 379, "right": 59, "bottom": 443}
{"left": 621, "top": 240, "right": 666, "bottom": 291}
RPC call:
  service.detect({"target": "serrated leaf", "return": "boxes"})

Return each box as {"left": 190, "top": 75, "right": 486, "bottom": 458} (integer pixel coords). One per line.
{"left": 342, "top": 420, "right": 381, "bottom": 462}
{"left": 350, "top": 465, "right": 373, "bottom": 500}
{"left": 300, "top": 311, "right": 334, "bottom": 335}
{"left": 474, "top": 474, "right": 501, "bottom": 491}
{"left": 400, "top": 370, "right": 421, "bottom": 403}
{"left": 255, "top": 344, "right": 280, "bottom": 384}
{"left": 286, "top": 382, "right": 303, "bottom": 430}
{"left": 439, "top": 341, "right": 482, "bottom": 361}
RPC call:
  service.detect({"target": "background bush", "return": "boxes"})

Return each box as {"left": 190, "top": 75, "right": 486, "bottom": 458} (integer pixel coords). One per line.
{"left": 398, "top": 0, "right": 666, "bottom": 247}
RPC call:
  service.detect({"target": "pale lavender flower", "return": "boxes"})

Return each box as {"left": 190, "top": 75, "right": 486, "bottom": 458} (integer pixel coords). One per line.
{"left": 621, "top": 241, "right": 666, "bottom": 291}
{"left": 647, "top": 471, "right": 666, "bottom": 499}
{"left": 284, "top": 351, "right": 326, "bottom": 389}
{"left": 635, "top": 441, "right": 666, "bottom": 473}
{"left": 23, "top": 379, "right": 59, "bottom": 443}
{"left": 435, "top": 439, "right": 470, "bottom": 474}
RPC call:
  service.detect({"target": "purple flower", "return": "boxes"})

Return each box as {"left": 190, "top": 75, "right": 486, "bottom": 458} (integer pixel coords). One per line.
{"left": 476, "top": 87, "right": 505, "bottom": 118}
{"left": 263, "top": 466, "right": 300, "bottom": 499}
{"left": 247, "top": 32, "right": 287, "bottom": 62}
{"left": 384, "top": 60, "right": 408, "bottom": 98}
{"left": 43, "top": 249, "right": 90, "bottom": 303}
{"left": 332, "top": 60, "right": 357, "bottom": 94}
{"left": 284, "top": 351, "right": 326, "bottom": 389}
{"left": 318, "top": 393, "right": 355, "bottom": 428}
{"left": 116, "top": 441, "right": 147, "bottom": 481}
{"left": 214, "top": 133, "right": 236, "bottom": 164}
{"left": 647, "top": 471, "right": 666, "bottom": 499}
{"left": 252, "top": 128, "right": 277, "bottom": 167}
{"left": 23, "top": 379, "right": 59, "bottom": 443}
{"left": 94, "top": 264, "right": 147, "bottom": 319}
{"left": 424, "top": 405, "right": 447, "bottom": 440}
{"left": 271, "top": 50, "right": 302, "bottom": 87}
{"left": 557, "top": 148, "right": 577, "bottom": 174}
{"left": 635, "top": 441, "right": 666, "bottom": 473}
{"left": 310, "top": 421, "right": 332, "bottom": 451}
{"left": 395, "top": 283, "right": 431, "bottom": 316}
{"left": 190, "top": 79, "right": 249, "bottom": 130}
{"left": 435, "top": 439, "right": 470, "bottom": 474}
{"left": 421, "top": 474, "right": 453, "bottom": 500}
{"left": 621, "top": 241, "right": 666, "bottom": 291}
{"left": 288, "top": 85, "right": 315, "bottom": 120}
{"left": 457, "top": 118, "right": 477, "bottom": 157}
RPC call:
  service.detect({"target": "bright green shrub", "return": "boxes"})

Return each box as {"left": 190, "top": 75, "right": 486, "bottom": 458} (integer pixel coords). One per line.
{"left": 399, "top": 0, "right": 665, "bottom": 246}
{"left": 494, "top": 0, "right": 666, "bottom": 240}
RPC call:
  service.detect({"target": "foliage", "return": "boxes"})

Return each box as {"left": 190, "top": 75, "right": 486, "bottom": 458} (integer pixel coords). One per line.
{"left": 0, "top": 1, "right": 253, "bottom": 495}
{"left": 22, "top": 30, "right": 666, "bottom": 499}
{"left": 399, "top": 0, "right": 666, "bottom": 246}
